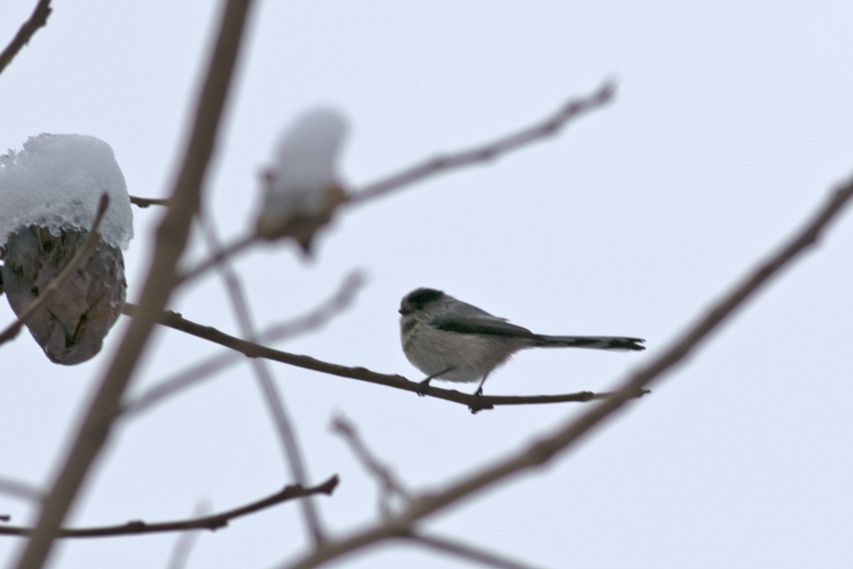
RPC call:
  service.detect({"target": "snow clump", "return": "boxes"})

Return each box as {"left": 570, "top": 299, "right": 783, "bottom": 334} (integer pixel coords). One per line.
{"left": 256, "top": 107, "right": 348, "bottom": 250}
{"left": 0, "top": 133, "right": 133, "bottom": 250}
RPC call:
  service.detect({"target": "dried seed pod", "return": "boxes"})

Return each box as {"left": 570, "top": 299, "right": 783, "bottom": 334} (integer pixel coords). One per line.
{"left": 1, "top": 225, "right": 126, "bottom": 365}
{"left": 256, "top": 182, "right": 347, "bottom": 253}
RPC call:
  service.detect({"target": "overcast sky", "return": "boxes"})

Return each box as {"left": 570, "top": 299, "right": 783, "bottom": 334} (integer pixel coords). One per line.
{"left": 2, "top": 2, "right": 853, "bottom": 568}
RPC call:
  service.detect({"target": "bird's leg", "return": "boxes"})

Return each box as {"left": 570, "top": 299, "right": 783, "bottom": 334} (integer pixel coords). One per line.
{"left": 418, "top": 367, "right": 454, "bottom": 397}
{"left": 473, "top": 372, "right": 492, "bottom": 397}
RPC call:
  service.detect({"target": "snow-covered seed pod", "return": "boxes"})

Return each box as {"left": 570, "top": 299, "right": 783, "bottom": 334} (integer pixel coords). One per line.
{"left": 256, "top": 107, "right": 349, "bottom": 253}
{"left": 0, "top": 134, "right": 133, "bottom": 364}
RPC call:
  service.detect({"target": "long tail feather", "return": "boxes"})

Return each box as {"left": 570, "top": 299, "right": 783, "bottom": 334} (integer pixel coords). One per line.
{"left": 531, "top": 335, "right": 645, "bottom": 351}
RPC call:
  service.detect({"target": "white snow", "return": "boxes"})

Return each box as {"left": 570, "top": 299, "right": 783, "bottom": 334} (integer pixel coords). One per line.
{"left": 0, "top": 134, "right": 133, "bottom": 250}
{"left": 259, "top": 107, "right": 348, "bottom": 228}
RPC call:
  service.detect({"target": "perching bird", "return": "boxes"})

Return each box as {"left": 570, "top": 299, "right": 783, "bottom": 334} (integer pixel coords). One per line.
{"left": 399, "top": 288, "right": 645, "bottom": 396}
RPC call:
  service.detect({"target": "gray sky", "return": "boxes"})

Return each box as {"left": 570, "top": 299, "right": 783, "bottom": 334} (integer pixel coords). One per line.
{"left": 2, "top": 2, "right": 853, "bottom": 568}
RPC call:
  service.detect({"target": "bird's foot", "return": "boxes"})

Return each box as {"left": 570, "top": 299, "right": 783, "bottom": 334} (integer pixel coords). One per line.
{"left": 468, "top": 389, "right": 486, "bottom": 414}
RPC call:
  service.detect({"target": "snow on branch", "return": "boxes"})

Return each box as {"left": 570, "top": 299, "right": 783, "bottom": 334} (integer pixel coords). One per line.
{"left": 179, "top": 80, "right": 616, "bottom": 284}
{"left": 0, "top": 134, "right": 133, "bottom": 250}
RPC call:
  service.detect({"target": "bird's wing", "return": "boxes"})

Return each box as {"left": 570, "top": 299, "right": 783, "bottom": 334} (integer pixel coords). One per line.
{"left": 430, "top": 314, "right": 536, "bottom": 338}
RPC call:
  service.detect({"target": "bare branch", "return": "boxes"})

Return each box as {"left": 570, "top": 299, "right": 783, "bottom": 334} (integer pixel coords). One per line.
{"left": 347, "top": 81, "right": 615, "bottom": 205}
{"left": 177, "top": 81, "right": 614, "bottom": 285}
{"left": 0, "top": 476, "right": 338, "bottom": 539}
{"left": 198, "top": 212, "right": 325, "bottom": 545}
{"left": 130, "top": 196, "right": 170, "bottom": 208}
{"left": 0, "top": 478, "right": 43, "bottom": 502}
{"left": 331, "top": 415, "right": 411, "bottom": 518}
{"left": 13, "top": 2, "right": 255, "bottom": 568}
{"left": 0, "top": 194, "right": 109, "bottom": 347}
{"left": 122, "top": 271, "right": 365, "bottom": 418}
{"left": 276, "top": 174, "right": 853, "bottom": 569}
{"left": 403, "top": 532, "right": 547, "bottom": 569}
{"left": 122, "top": 303, "right": 643, "bottom": 411}
{"left": 0, "top": 0, "right": 52, "bottom": 76}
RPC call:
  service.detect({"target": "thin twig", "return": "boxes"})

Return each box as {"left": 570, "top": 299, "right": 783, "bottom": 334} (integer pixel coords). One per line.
{"left": 121, "top": 303, "right": 644, "bottom": 411}
{"left": 0, "top": 0, "right": 52, "bottom": 76}
{"left": 13, "top": 2, "right": 255, "bottom": 568}
{"left": 331, "top": 416, "right": 411, "bottom": 501}
{"left": 332, "top": 415, "right": 411, "bottom": 518}
{"left": 0, "top": 194, "right": 109, "bottom": 347}
{"left": 403, "top": 532, "right": 547, "bottom": 569}
{"left": 0, "top": 478, "right": 43, "bottom": 502}
{"left": 177, "top": 231, "right": 255, "bottom": 285}
{"left": 347, "top": 81, "right": 615, "bottom": 205}
{"left": 165, "top": 501, "right": 211, "bottom": 569}
{"left": 276, "top": 175, "right": 853, "bottom": 569}
{"left": 199, "top": 212, "right": 325, "bottom": 545}
{"left": 0, "top": 476, "right": 338, "bottom": 539}
{"left": 122, "top": 271, "right": 365, "bottom": 418}
{"left": 129, "top": 196, "right": 171, "bottom": 208}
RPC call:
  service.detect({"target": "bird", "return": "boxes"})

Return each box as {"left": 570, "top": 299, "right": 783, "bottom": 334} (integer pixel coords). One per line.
{"left": 399, "top": 287, "right": 645, "bottom": 396}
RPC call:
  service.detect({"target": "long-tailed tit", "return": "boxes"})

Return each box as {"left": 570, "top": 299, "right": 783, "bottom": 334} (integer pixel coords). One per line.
{"left": 399, "top": 288, "right": 645, "bottom": 396}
